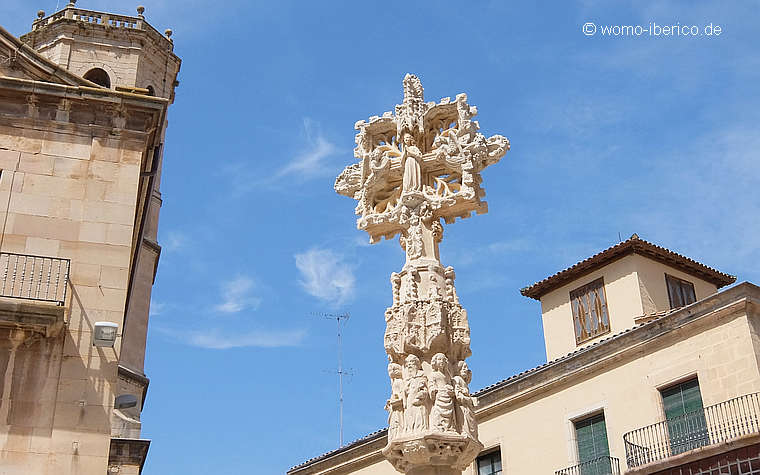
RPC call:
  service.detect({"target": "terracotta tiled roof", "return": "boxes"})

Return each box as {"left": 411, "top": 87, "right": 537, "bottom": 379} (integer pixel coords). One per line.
{"left": 520, "top": 234, "right": 736, "bottom": 300}
{"left": 288, "top": 428, "right": 387, "bottom": 473}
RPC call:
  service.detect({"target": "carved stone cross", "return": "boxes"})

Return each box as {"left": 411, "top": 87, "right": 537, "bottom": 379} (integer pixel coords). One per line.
{"left": 335, "top": 75, "right": 509, "bottom": 475}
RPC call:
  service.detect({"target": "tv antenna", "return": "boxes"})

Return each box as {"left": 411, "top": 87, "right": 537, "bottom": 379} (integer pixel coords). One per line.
{"left": 316, "top": 312, "right": 352, "bottom": 447}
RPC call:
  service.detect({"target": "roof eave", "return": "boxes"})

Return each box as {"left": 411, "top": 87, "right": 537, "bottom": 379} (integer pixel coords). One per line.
{"left": 520, "top": 237, "right": 735, "bottom": 301}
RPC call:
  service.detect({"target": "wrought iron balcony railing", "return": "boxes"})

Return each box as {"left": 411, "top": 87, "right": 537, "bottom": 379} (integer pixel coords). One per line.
{"left": 0, "top": 252, "right": 70, "bottom": 305}
{"left": 623, "top": 392, "right": 760, "bottom": 469}
{"left": 555, "top": 456, "right": 621, "bottom": 475}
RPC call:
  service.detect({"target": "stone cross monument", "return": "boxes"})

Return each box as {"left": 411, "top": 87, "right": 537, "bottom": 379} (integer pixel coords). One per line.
{"left": 335, "top": 74, "right": 509, "bottom": 475}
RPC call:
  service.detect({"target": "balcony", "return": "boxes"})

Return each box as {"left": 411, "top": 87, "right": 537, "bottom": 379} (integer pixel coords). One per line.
{"left": 623, "top": 392, "right": 760, "bottom": 469}
{"left": 0, "top": 252, "right": 70, "bottom": 305}
{"left": 0, "top": 253, "right": 69, "bottom": 337}
{"left": 556, "top": 456, "right": 621, "bottom": 475}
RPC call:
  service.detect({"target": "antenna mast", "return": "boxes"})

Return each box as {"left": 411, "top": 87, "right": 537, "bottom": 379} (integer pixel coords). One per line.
{"left": 319, "top": 312, "right": 351, "bottom": 446}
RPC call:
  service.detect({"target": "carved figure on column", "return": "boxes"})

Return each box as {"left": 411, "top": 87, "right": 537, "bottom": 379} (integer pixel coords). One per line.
{"left": 386, "top": 363, "right": 405, "bottom": 440}
{"left": 401, "top": 132, "right": 422, "bottom": 193}
{"left": 444, "top": 266, "right": 459, "bottom": 304}
{"left": 429, "top": 353, "right": 456, "bottom": 432}
{"left": 427, "top": 271, "right": 443, "bottom": 300}
{"left": 454, "top": 360, "right": 479, "bottom": 440}
{"left": 403, "top": 354, "right": 429, "bottom": 433}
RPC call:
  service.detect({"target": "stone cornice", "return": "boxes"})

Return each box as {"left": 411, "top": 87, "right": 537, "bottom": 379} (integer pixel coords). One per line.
{"left": 0, "top": 75, "right": 168, "bottom": 107}
{"left": 109, "top": 438, "right": 150, "bottom": 473}
{"left": 0, "top": 25, "right": 94, "bottom": 87}
{"left": 0, "top": 298, "right": 65, "bottom": 338}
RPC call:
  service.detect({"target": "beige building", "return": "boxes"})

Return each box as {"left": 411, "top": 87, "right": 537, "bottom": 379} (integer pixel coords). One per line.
{"left": 290, "top": 235, "right": 760, "bottom": 475}
{"left": 0, "top": 2, "right": 179, "bottom": 474}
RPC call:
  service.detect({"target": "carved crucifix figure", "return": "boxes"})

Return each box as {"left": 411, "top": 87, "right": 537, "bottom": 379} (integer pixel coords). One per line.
{"left": 335, "top": 74, "right": 509, "bottom": 475}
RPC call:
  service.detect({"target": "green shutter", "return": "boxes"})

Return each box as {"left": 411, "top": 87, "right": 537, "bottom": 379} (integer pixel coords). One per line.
{"left": 660, "top": 379, "right": 708, "bottom": 454}
{"left": 661, "top": 379, "right": 703, "bottom": 419}
{"left": 575, "top": 414, "right": 610, "bottom": 463}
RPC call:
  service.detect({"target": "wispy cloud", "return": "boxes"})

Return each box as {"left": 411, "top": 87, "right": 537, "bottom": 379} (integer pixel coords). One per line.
{"left": 183, "top": 328, "right": 306, "bottom": 349}
{"left": 275, "top": 119, "right": 338, "bottom": 180}
{"left": 222, "top": 119, "right": 339, "bottom": 194}
{"left": 149, "top": 299, "right": 166, "bottom": 317}
{"left": 295, "top": 247, "right": 355, "bottom": 305}
{"left": 163, "top": 231, "right": 189, "bottom": 252}
{"left": 214, "top": 275, "right": 262, "bottom": 313}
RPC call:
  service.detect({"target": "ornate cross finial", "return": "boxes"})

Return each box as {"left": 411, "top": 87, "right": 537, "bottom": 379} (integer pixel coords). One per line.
{"left": 335, "top": 75, "right": 509, "bottom": 475}
{"left": 336, "top": 74, "right": 509, "bottom": 251}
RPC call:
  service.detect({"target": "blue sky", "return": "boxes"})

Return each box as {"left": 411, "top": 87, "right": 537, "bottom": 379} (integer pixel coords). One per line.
{"left": 5, "top": 1, "right": 760, "bottom": 473}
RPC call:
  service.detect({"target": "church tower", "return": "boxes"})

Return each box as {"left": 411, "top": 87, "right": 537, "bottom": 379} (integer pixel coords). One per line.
{"left": 0, "top": 2, "right": 180, "bottom": 473}
{"left": 21, "top": 0, "right": 181, "bottom": 101}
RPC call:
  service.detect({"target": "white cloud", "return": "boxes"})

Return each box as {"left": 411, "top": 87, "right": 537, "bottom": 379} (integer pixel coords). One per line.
{"left": 295, "top": 248, "right": 355, "bottom": 305}
{"left": 223, "top": 119, "right": 339, "bottom": 194}
{"left": 214, "top": 275, "right": 262, "bottom": 314}
{"left": 275, "top": 119, "right": 338, "bottom": 181}
{"left": 183, "top": 328, "right": 306, "bottom": 350}
{"left": 163, "top": 231, "right": 188, "bottom": 252}
{"left": 149, "top": 299, "right": 166, "bottom": 317}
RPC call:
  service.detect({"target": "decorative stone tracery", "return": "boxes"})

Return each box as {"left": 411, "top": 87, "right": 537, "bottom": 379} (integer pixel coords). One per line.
{"left": 335, "top": 74, "right": 509, "bottom": 474}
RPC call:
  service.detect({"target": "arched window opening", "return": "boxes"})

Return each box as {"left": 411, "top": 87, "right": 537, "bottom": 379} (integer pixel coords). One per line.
{"left": 146, "top": 85, "right": 155, "bottom": 96}
{"left": 83, "top": 68, "right": 111, "bottom": 88}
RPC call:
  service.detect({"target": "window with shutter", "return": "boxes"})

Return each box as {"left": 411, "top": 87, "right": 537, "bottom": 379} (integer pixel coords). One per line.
{"left": 570, "top": 278, "right": 610, "bottom": 344}
{"left": 660, "top": 378, "right": 709, "bottom": 455}
{"left": 665, "top": 274, "right": 697, "bottom": 309}
{"left": 575, "top": 413, "right": 612, "bottom": 475}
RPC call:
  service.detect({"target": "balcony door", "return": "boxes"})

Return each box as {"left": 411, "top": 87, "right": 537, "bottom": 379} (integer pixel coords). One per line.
{"left": 575, "top": 413, "right": 613, "bottom": 475}
{"left": 661, "top": 378, "right": 709, "bottom": 455}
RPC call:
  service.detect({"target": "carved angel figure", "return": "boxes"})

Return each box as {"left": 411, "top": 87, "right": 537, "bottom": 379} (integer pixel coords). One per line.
{"left": 400, "top": 132, "right": 422, "bottom": 193}
{"left": 385, "top": 363, "right": 405, "bottom": 440}
{"left": 403, "top": 354, "right": 429, "bottom": 433}
{"left": 429, "top": 353, "right": 456, "bottom": 432}
{"left": 454, "top": 360, "right": 478, "bottom": 440}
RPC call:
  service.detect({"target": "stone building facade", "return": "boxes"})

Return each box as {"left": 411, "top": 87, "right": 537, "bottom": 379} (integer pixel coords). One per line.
{"left": 0, "top": 2, "right": 180, "bottom": 474}
{"left": 290, "top": 235, "right": 760, "bottom": 475}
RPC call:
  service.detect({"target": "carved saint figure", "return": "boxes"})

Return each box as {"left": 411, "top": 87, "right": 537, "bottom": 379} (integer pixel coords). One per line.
{"left": 405, "top": 224, "right": 424, "bottom": 260}
{"left": 429, "top": 353, "right": 456, "bottom": 432}
{"left": 385, "top": 363, "right": 405, "bottom": 440}
{"left": 454, "top": 360, "right": 478, "bottom": 440}
{"left": 400, "top": 132, "right": 422, "bottom": 193}
{"left": 427, "top": 273, "right": 442, "bottom": 300}
{"left": 444, "top": 266, "right": 459, "bottom": 304}
{"left": 403, "top": 354, "right": 429, "bottom": 433}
